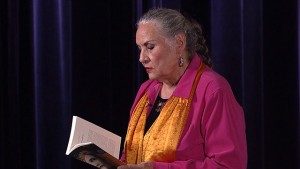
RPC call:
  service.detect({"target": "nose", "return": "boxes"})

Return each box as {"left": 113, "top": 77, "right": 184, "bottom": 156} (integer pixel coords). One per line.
{"left": 139, "top": 49, "right": 149, "bottom": 64}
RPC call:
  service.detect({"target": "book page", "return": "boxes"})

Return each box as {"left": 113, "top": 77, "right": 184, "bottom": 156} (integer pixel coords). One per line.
{"left": 66, "top": 116, "right": 121, "bottom": 159}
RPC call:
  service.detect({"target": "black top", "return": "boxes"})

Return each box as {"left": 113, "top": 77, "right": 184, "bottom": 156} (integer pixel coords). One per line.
{"left": 144, "top": 96, "right": 168, "bottom": 134}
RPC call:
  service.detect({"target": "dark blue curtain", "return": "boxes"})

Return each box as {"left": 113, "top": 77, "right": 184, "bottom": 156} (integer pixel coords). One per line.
{"left": 1, "top": 0, "right": 36, "bottom": 168}
{"left": 210, "top": 0, "right": 299, "bottom": 168}
{"left": 32, "top": 0, "right": 72, "bottom": 169}
{"left": 1, "top": 0, "right": 73, "bottom": 169}
{"left": 0, "top": 0, "right": 299, "bottom": 169}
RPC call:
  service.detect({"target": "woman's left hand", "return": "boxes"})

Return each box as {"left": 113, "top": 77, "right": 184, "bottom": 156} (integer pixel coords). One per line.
{"left": 117, "top": 162, "right": 153, "bottom": 169}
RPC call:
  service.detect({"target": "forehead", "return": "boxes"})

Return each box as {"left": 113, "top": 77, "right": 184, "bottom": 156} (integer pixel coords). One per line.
{"left": 136, "top": 23, "right": 163, "bottom": 44}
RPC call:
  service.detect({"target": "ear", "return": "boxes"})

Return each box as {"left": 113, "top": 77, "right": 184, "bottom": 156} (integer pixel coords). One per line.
{"left": 175, "top": 33, "right": 186, "bottom": 54}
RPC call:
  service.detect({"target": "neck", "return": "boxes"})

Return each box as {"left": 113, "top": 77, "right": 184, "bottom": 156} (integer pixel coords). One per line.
{"left": 166, "top": 61, "right": 189, "bottom": 86}
{"left": 160, "top": 62, "right": 189, "bottom": 98}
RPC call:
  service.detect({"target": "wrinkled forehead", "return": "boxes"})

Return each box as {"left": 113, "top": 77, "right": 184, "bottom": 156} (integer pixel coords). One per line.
{"left": 136, "top": 23, "right": 160, "bottom": 40}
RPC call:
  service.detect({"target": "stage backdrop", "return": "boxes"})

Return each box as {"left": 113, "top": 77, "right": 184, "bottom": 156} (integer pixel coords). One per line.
{"left": 0, "top": 0, "right": 299, "bottom": 169}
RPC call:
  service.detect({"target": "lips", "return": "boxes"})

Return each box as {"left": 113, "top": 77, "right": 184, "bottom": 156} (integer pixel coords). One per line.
{"left": 145, "top": 67, "right": 152, "bottom": 73}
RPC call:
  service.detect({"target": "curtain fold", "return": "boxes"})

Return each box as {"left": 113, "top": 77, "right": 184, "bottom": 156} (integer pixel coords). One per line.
{"left": 210, "top": 0, "right": 265, "bottom": 168}
{"left": 0, "top": 0, "right": 23, "bottom": 168}
{"left": 32, "top": 0, "right": 72, "bottom": 168}
{"left": 298, "top": 0, "right": 300, "bottom": 166}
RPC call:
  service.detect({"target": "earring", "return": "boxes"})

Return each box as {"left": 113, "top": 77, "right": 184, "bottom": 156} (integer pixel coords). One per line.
{"left": 179, "top": 57, "right": 184, "bottom": 67}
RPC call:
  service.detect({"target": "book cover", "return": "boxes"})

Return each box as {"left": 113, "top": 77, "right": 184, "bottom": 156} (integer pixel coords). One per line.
{"left": 66, "top": 116, "right": 125, "bottom": 168}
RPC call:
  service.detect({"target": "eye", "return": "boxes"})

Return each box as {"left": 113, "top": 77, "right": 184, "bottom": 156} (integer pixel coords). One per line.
{"left": 89, "top": 157, "right": 97, "bottom": 162}
{"left": 147, "top": 44, "right": 154, "bottom": 50}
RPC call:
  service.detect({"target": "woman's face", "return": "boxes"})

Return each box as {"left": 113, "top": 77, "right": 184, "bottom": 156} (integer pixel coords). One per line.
{"left": 84, "top": 154, "right": 109, "bottom": 169}
{"left": 136, "top": 22, "right": 179, "bottom": 82}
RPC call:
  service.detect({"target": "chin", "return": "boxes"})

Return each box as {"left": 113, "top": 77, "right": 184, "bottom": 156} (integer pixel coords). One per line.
{"left": 148, "top": 73, "right": 157, "bottom": 79}
{"left": 148, "top": 76, "right": 157, "bottom": 80}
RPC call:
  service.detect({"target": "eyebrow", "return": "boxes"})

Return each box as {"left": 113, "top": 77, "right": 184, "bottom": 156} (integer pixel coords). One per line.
{"left": 137, "top": 40, "right": 156, "bottom": 47}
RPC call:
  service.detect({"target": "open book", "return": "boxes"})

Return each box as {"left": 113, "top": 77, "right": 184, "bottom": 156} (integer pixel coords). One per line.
{"left": 66, "top": 116, "right": 125, "bottom": 169}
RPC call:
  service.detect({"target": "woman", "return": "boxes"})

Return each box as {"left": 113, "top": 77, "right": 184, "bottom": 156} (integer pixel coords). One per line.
{"left": 118, "top": 8, "right": 247, "bottom": 169}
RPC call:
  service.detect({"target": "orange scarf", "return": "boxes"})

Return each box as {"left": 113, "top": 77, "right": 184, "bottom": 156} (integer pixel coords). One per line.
{"left": 124, "top": 63, "right": 206, "bottom": 164}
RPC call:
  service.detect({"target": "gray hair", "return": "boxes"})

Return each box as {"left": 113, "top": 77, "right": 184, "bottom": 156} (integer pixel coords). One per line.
{"left": 137, "top": 8, "right": 212, "bottom": 67}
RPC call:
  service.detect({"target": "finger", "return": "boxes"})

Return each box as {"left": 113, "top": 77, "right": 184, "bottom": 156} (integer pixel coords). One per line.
{"left": 117, "top": 165, "right": 129, "bottom": 169}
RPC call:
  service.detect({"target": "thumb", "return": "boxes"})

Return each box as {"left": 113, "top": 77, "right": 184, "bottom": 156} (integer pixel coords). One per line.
{"left": 117, "top": 165, "right": 129, "bottom": 169}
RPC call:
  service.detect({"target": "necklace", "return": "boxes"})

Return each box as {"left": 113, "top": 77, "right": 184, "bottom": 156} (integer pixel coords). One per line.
{"left": 155, "top": 97, "right": 167, "bottom": 112}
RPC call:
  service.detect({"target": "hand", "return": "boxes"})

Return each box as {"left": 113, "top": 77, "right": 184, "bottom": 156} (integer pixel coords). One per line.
{"left": 117, "top": 162, "right": 153, "bottom": 169}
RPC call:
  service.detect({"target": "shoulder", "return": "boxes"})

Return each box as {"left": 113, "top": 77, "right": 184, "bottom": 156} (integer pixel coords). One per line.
{"left": 198, "top": 67, "right": 243, "bottom": 110}
{"left": 199, "top": 67, "right": 233, "bottom": 96}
